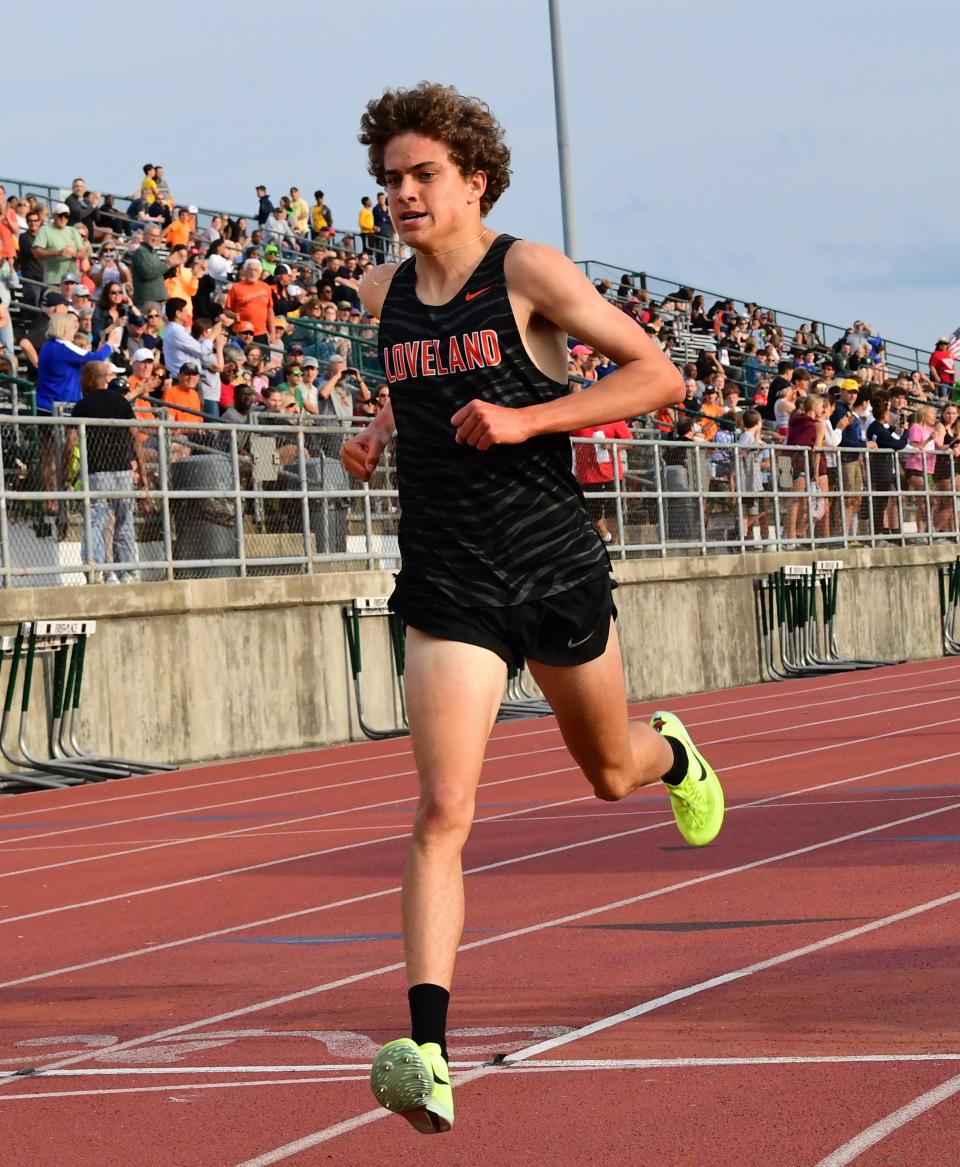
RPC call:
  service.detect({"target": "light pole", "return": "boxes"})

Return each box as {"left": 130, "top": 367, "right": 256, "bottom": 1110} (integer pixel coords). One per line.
{"left": 548, "top": 0, "right": 577, "bottom": 260}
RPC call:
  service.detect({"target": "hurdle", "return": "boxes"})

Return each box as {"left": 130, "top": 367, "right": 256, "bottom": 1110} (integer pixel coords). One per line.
{"left": 754, "top": 562, "right": 901, "bottom": 681}
{"left": 343, "top": 597, "right": 555, "bottom": 740}
{"left": 936, "top": 559, "right": 960, "bottom": 655}
{"left": 343, "top": 597, "right": 409, "bottom": 740}
{"left": 0, "top": 621, "right": 176, "bottom": 788}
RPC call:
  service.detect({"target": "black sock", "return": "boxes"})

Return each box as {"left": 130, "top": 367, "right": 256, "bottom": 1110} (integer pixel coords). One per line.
{"left": 408, "top": 983, "right": 450, "bottom": 1062}
{"left": 660, "top": 735, "right": 688, "bottom": 786}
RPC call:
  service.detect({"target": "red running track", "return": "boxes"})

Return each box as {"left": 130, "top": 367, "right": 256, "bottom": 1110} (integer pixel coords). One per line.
{"left": 1, "top": 659, "right": 959, "bottom": 1166}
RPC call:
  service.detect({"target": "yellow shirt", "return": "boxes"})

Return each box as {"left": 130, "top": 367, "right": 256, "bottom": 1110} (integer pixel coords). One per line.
{"left": 290, "top": 197, "right": 309, "bottom": 232}
{"left": 141, "top": 176, "right": 158, "bottom": 196}
{"left": 311, "top": 204, "right": 327, "bottom": 233}
{"left": 358, "top": 207, "right": 375, "bottom": 233}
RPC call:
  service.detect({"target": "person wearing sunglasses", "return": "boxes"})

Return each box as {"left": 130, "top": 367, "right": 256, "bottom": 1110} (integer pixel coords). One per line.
{"left": 31, "top": 202, "right": 89, "bottom": 287}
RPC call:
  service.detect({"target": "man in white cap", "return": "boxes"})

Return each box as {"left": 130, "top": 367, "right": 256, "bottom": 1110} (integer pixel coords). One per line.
{"left": 31, "top": 203, "right": 89, "bottom": 286}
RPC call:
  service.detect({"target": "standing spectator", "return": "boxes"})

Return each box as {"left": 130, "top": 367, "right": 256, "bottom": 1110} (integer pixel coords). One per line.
{"left": 163, "top": 245, "right": 199, "bottom": 313}
{"left": 62, "top": 360, "right": 147, "bottom": 584}
{"left": 736, "top": 409, "right": 769, "bottom": 547}
{"left": 784, "top": 393, "right": 824, "bottom": 548}
{"left": 288, "top": 187, "right": 310, "bottom": 236}
{"left": 140, "top": 163, "right": 158, "bottom": 198}
{"left": 16, "top": 206, "right": 45, "bottom": 307}
{"left": 359, "top": 196, "right": 377, "bottom": 255}
{"left": 32, "top": 203, "right": 88, "bottom": 287}
{"left": 570, "top": 415, "right": 632, "bottom": 544}
{"left": 837, "top": 389, "right": 875, "bottom": 540}
{"left": 130, "top": 225, "right": 168, "bottom": 307}
{"left": 19, "top": 290, "right": 68, "bottom": 375}
{"left": 310, "top": 190, "right": 333, "bottom": 239}
{"left": 163, "top": 206, "right": 195, "bottom": 249}
{"left": 933, "top": 403, "right": 960, "bottom": 534}
{"left": 89, "top": 242, "right": 132, "bottom": 294}
{"left": 904, "top": 404, "right": 942, "bottom": 535}
{"left": 224, "top": 260, "right": 274, "bottom": 342}
{"left": 372, "top": 191, "right": 394, "bottom": 261}
{"left": 929, "top": 337, "right": 956, "bottom": 397}
{"left": 867, "top": 393, "right": 909, "bottom": 539}
{"left": 162, "top": 297, "right": 221, "bottom": 378}
{"left": 191, "top": 317, "right": 227, "bottom": 420}
{"left": 255, "top": 185, "right": 273, "bottom": 226}
{"left": 154, "top": 165, "right": 172, "bottom": 205}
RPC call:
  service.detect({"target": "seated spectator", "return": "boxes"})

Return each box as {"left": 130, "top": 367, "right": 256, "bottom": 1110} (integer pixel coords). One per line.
{"left": 262, "top": 205, "right": 298, "bottom": 252}
{"left": 162, "top": 361, "right": 204, "bottom": 424}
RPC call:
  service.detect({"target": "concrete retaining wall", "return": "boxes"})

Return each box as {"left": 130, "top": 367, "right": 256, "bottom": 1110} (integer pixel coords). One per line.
{"left": 0, "top": 545, "right": 954, "bottom": 766}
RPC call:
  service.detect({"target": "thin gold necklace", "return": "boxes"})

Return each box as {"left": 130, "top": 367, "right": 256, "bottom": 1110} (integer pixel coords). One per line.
{"left": 415, "top": 227, "right": 489, "bottom": 258}
{"left": 373, "top": 228, "right": 489, "bottom": 286}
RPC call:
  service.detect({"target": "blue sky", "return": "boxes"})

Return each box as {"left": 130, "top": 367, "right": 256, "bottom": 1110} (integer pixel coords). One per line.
{"left": 5, "top": 0, "right": 956, "bottom": 350}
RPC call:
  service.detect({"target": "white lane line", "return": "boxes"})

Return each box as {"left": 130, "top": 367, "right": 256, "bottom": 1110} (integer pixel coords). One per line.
{"left": 813, "top": 1072, "right": 960, "bottom": 1166}
{"left": 3, "top": 748, "right": 960, "bottom": 990}
{"left": 3, "top": 793, "right": 959, "bottom": 1089}
{"left": 3, "top": 791, "right": 956, "bottom": 853}
{"left": 9, "top": 670, "right": 944, "bottom": 850}
{"left": 2, "top": 658, "right": 953, "bottom": 831}
{"left": 231, "top": 888, "right": 960, "bottom": 1165}
{"left": 3, "top": 694, "right": 957, "bottom": 887}
{"left": 18, "top": 1052, "right": 960, "bottom": 1078}
{"left": 0, "top": 1076, "right": 370, "bottom": 1101}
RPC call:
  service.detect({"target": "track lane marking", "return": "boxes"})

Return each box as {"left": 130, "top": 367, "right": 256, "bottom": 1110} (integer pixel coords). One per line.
{"left": 1, "top": 658, "right": 956, "bottom": 827}
{"left": 2, "top": 748, "right": 960, "bottom": 988}
{"left": 231, "top": 886, "right": 960, "bottom": 1164}
{"left": 2, "top": 697, "right": 957, "bottom": 885}
{"left": 813, "top": 1071, "right": 960, "bottom": 1166}
{"left": 2, "top": 792, "right": 959, "bottom": 1087}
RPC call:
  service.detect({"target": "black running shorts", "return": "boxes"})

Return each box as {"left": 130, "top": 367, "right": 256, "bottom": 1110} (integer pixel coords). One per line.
{"left": 389, "top": 572, "right": 618, "bottom": 669}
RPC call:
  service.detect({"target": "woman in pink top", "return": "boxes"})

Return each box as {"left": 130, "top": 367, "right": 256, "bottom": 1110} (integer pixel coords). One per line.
{"left": 904, "top": 404, "right": 941, "bottom": 533}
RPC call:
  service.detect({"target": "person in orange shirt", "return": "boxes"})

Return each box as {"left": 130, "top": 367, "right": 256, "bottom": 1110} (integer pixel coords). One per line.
{"left": 163, "top": 206, "right": 195, "bottom": 248}
{"left": 224, "top": 259, "right": 274, "bottom": 340}
{"left": 164, "top": 245, "right": 199, "bottom": 317}
{"left": 162, "top": 362, "right": 204, "bottom": 423}
{"left": 698, "top": 381, "right": 725, "bottom": 441}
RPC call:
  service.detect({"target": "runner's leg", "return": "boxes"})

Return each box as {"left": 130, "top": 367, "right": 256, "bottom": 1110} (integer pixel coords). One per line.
{"left": 402, "top": 628, "right": 506, "bottom": 988}
{"left": 527, "top": 621, "right": 672, "bottom": 801}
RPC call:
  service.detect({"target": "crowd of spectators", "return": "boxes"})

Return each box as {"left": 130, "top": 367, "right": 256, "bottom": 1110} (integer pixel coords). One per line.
{"left": 567, "top": 278, "right": 960, "bottom": 547}
{"left": 1, "top": 166, "right": 958, "bottom": 571}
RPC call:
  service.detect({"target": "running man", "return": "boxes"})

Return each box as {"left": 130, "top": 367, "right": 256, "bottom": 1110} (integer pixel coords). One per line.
{"left": 341, "top": 82, "right": 724, "bottom": 1135}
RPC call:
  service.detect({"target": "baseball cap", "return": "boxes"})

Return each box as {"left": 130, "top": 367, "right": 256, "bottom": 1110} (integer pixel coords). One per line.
{"left": 133, "top": 348, "right": 155, "bottom": 363}
{"left": 337, "top": 300, "right": 352, "bottom": 310}
{"left": 53, "top": 202, "right": 69, "bottom": 215}
{"left": 288, "top": 284, "right": 304, "bottom": 297}
{"left": 274, "top": 263, "right": 290, "bottom": 276}
{"left": 570, "top": 344, "right": 593, "bottom": 356}
{"left": 42, "top": 290, "right": 66, "bottom": 308}
{"left": 180, "top": 362, "right": 201, "bottom": 375}
{"left": 127, "top": 310, "right": 145, "bottom": 327}
{"left": 349, "top": 306, "right": 361, "bottom": 316}
{"left": 840, "top": 378, "right": 859, "bottom": 392}
{"left": 60, "top": 273, "right": 77, "bottom": 285}
{"left": 264, "top": 244, "right": 279, "bottom": 255}
{"left": 937, "top": 336, "right": 949, "bottom": 344}
{"left": 187, "top": 204, "right": 198, "bottom": 214}
{"left": 72, "top": 286, "right": 91, "bottom": 298}
{"left": 301, "top": 356, "right": 319, "bottom": 369}
{"left": 237, "top": 320, "right": 255, "bottom": 333}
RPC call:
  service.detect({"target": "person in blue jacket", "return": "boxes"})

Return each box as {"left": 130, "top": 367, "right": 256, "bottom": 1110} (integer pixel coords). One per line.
{"left": 866, "top": 392, "right": 909, "bottom": 539}
{"left": 35, "top": 310, "right": 121, "bottom": 506}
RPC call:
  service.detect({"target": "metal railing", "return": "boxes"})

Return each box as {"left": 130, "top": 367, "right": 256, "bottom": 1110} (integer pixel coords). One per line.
{"left": 578, "top": 259, "right": 933, "bottom": 375}
{"left": 1, "top": 417, "right": 958, "bottom": 589}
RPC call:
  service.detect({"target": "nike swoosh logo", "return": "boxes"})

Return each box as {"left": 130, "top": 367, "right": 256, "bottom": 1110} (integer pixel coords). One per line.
{"left": 567, "top": 630, "right": 594, "bottom": 648}
{"left": 465, "top": 286, "right": 492, "bottom": 301}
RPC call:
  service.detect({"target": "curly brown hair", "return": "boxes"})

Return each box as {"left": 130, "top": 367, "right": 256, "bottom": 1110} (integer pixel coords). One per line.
{"left": 359, "top": 82, "right": 511, "bottom": 217}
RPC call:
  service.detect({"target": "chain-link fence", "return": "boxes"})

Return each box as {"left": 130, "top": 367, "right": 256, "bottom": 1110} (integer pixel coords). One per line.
{"left": 0, "top": 415, "right": 957, "bottom": 588}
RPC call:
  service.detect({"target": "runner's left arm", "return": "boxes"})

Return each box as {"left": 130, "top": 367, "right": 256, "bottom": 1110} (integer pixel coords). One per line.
{"left": 452, "top": 243, "right": 683, "bottom": 450}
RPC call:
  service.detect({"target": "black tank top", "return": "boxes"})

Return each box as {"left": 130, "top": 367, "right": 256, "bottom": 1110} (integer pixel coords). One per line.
{"left": 378, "top": 233, "right": 608, "bottom": 606}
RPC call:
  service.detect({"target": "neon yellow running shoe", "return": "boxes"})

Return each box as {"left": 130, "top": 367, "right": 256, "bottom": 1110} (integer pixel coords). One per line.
{"left": 650, "top": 710, "right": 724, "bottom": 847}
{"left": 370, "top": 1038, "right": 453, "bottom": 1134}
